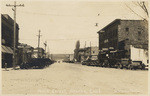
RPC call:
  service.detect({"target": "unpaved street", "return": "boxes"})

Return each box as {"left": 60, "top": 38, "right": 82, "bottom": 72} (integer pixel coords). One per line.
{"left": 2, "top": 62, "right": 148, "bottom": 95}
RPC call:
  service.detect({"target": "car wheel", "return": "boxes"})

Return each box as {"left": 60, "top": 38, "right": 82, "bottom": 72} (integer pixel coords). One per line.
{"left": 128, "top": 65, "right": 132, "bottom": 70}
{"left": 128, "top": 65, "right": 131, "bottom": 70}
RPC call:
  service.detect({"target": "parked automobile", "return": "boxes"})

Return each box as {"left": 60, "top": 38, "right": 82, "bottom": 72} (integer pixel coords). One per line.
{"left": 117, "top": 58, "right": 131, "bottom": 69}
{"left": 20, "top": 58, "right": 53, "bottom": 69}
{"left": 128, "top": 61, "right": 145, "bottom": 70}
{"left": 81, "top": 57, "right": 99, "bottom": 66}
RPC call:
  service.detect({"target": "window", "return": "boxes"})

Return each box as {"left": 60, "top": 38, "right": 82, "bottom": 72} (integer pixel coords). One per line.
{"left": 138, "top": 31, "right": 141, "bottom": 40}
{"left": 125, "top": 27, "right": 129, "bottom": 32}
{"left": 125, "top": 27, "right": 129, "bottom": 35}
{"left": 138, "top": 27, "right": 142, "bottom": 30}
{"left": 138, "top": 31, "right": 141, "bottom": 35}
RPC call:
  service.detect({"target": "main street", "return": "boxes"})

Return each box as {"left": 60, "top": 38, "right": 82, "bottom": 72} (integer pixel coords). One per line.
{"left": 2, "top": 62, "right": 148, "bottom": 95}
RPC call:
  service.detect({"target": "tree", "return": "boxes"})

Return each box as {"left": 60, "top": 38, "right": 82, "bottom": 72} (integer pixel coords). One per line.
{"left": 125, "top": 1, "right": 148, "bottom": 21}
{"left": 74, "top": 40, "right": 80, "bottom": 62}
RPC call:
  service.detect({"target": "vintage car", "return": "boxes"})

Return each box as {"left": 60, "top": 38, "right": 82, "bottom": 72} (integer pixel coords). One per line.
{"left": 20, "top": 58, "right": 53, "bottom": 69}
{"left": 117, "top": 58, "right": 131, "bottom": 69}
{"left": 128, "top": 61, "right": 145, "bottom": 70}
{"left": 81, "top": 56, "right": 98, "bottom": 66}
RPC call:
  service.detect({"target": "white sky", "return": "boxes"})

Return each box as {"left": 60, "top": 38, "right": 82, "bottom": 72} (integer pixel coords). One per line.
{"left": 1, "top": 0, "right": 148, "bottom": 54}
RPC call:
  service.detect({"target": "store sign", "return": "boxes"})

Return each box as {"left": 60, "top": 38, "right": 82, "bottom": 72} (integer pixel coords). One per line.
{"left": 27, "top": 50, "right": 32, "bottom": 53}
{"left": 109, "top": 47, "right": 114, "bottom": 49}
{"left": 102, "top": 48, "right": 108, "bottom": 51}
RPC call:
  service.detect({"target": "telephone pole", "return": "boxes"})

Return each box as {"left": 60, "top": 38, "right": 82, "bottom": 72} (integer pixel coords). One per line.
{"left": 47, "top": 46, "right": 50, "bottom": 59}
{"left": 6, "top": 1, "right": 24, "bottom": 70}
{"left": 37, "top": 30, "right": 42, "bottom": 58}
{"left": 90, "top": 41, "right": 91, "bottom": 56}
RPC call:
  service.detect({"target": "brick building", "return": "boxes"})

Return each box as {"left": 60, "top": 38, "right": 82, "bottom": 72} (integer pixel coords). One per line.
{"left": 1, "top": 14, "right": 19, "bottom": 67}
{"left": 97, "top": 19, "right": 148, "bottom": 64}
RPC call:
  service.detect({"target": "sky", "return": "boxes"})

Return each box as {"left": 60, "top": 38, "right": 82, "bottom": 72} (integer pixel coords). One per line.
{"left": 1, "top": 0, "right": 148, "bottom": 54}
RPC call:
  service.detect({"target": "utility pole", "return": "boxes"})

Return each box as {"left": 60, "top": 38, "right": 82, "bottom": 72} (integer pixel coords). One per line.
{"left": 90, "top": 41, "right": 91, "bottom": 56}
{"left": 47, "top": 46, "right": 50, "bottom": 59}
{"left": 6, "top": 1, "right": 24, "bottom": 70}
{"left": 44, "top": 41, "right": 47, "bottom": 58}
{"left": 37, "top": 30, "right": 42, "bottom": 58}
{"left": 84, "top": 41, "right": 86, "bottom": 61}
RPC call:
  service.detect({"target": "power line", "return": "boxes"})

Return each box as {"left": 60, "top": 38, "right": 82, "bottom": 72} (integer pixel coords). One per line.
{"left": 20, "top": 37, "right": 98, "bottom": 41}
{"left": 17, "top": 10, "right": 97, "bottom": 17}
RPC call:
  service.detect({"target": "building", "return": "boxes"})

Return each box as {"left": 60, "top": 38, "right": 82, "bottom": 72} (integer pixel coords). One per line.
{"left": 18, "top": 43, "right": 34, "bottom": 64}
{"left": 51, "top": 54, "right": 73, "bottom": 62}
{"left": 78, "top": 46, "right": 99, "bottom": 62}
{"left": 1, "top": 14, "right": 19, "bottom": 68}
{"left": 97, "top": 19, "right": 148, "bottom": 64}
{"left": 69, "top": 54, "right": 74, "bottom": 61}
{"left": 78, "top": 48, "right": 86, "bottom": 62}
{"left": 84, "top": 47, "right": 99, "bottom": 60}
{"left": 32, "top": 47, "right": 45, "bottom": 58}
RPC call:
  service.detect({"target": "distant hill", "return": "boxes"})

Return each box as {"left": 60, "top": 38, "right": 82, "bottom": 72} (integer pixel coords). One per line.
{"left": 51, "top": 54, "right": 74, "bottom": 61}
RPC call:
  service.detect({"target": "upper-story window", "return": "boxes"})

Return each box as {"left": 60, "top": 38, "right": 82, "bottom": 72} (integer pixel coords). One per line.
{"left": 137, "top": 27, "right": 143, "bottom": 40}
{"left": 138, "top": 31, "right": 141, "bottom": 35}
{"left": 138, "top": 31, "right": 142, "bottom": 40}
{"left": 125, "top": 27, "right": 129, "bottom": 32}
{"left": 125, "top": 27, "right": 129, "bottom": 35}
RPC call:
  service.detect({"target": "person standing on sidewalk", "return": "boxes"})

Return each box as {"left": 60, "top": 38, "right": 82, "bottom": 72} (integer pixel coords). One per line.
{"left": 4, "top": 62, "right": 7, "bottom": 71}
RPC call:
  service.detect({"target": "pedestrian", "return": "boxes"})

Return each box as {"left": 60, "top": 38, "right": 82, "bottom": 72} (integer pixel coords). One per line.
{"left": 5, "top": 62, "right": 7, "bottom": 71}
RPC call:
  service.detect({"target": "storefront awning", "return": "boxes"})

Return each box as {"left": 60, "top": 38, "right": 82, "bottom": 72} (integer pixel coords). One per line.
{"left": 1, "top": 45, "right": 13, "bottom": 54}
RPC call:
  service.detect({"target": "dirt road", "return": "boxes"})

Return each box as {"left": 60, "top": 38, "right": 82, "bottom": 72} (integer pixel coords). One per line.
{"left": 2, "top": 62, "right": 148, "bottom": 95}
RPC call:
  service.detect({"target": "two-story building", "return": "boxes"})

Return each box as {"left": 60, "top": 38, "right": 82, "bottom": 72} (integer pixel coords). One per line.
{"left": 97, "top": 19, "right": 148, "bottom": 65}
{"left": 1, "top": 14, "right": 19, "bottom": 68}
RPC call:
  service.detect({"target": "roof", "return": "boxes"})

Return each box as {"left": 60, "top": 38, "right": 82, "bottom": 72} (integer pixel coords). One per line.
{"left": 97, "top": 19, "right": 121, "bottom": 33}
{"left": 2, "top": 14, "right": 19, "bottom": 27}
{"left": 18, "top": 43, "right": 34, "bottom": 49}
{"left": 97, "top": 19, "right": 145, "bottom": 33}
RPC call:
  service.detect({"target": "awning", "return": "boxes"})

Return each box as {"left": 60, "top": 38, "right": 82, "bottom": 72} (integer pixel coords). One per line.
{"left": 1, "top": 45, "right": 13, "bottom": 54}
